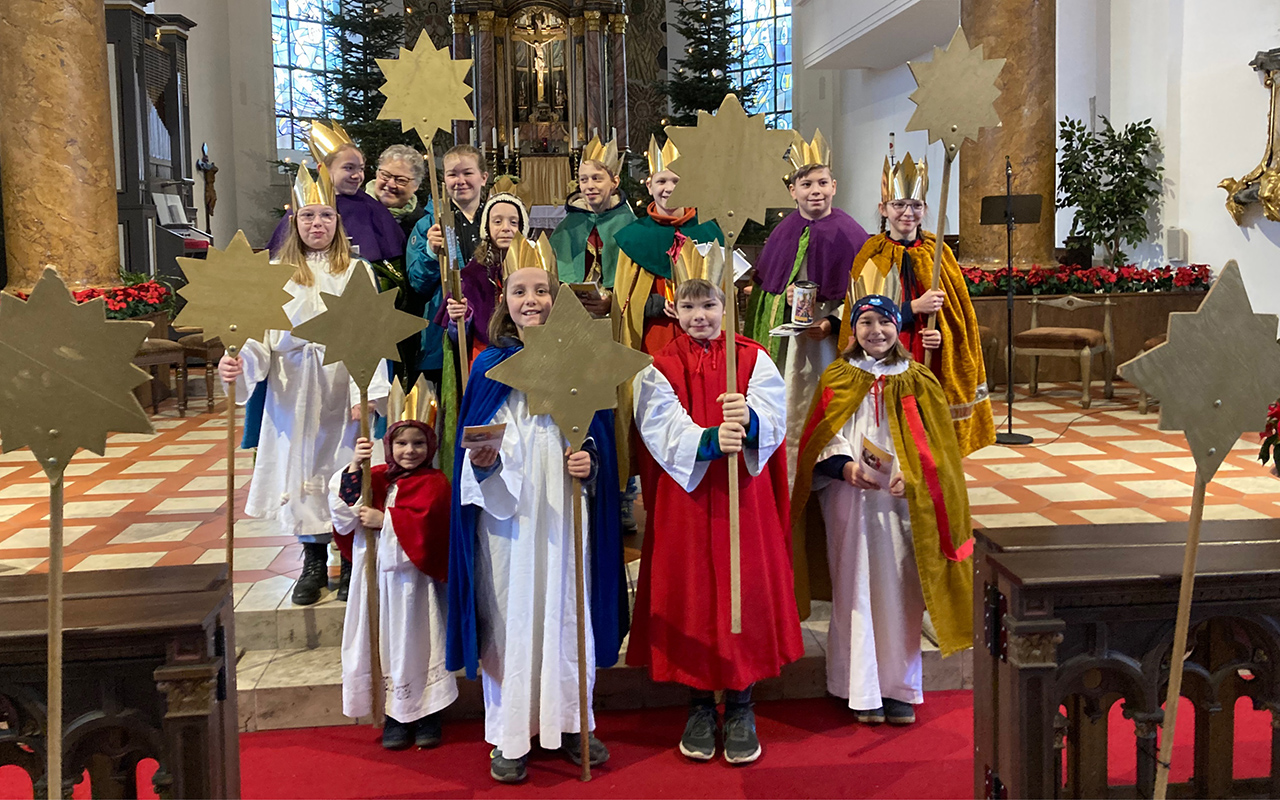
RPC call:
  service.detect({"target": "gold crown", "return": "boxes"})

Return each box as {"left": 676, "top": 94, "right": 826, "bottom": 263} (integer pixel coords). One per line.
{"left": 646, "top": 135, "right": 679, "bottom": 176}
{"left": 503, "top": 232, "right": 558, "bottom": 281}
{"left": 291, "top": 163, "right": 336, "bottom": 210}
{"left": 787, "top": 128, "right": 832, "bottom": 179}
{"left": 579, "top": 134, "right": 622, "bottom": 175}
{"left": 881, "top": 153, "right": 928, "bottom": 203}
{"left": 493, "top": 175, "right": 518, "bottom": 195}
{"left": 672, "top": 239, "right": 727, "bottom": 288}
{"left": 307, "top": 120, "right": 355, "bottom": 165}
{"left": 387, "top": 375, "right": 439, "bottom": 428}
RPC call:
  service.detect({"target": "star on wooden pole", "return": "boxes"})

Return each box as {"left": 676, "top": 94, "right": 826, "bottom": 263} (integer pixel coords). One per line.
{"left": 902, "top": 26, "right": 1006, "bottom": 367}
{"left": 1119, "top": 261, "right": 1280, "bottom": 799}
{"left": 0, "top": 266, "right": 155, "bottom": 796}
{"left": 486, "top": 290, "right": 652, "bottom": 781}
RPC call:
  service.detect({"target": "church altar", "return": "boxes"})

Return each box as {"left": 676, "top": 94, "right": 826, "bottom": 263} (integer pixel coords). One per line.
{"left": 517, "top": 154, "right": 572, "bottom": 207}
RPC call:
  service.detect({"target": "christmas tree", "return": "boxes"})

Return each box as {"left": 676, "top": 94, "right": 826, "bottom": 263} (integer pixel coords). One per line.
{"left": 661, "top": 0, "right": 764, "bottom": 127}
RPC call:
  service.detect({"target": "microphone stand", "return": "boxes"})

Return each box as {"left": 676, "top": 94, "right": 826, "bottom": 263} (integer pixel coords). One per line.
{"left": 996, "top": 155, "right": 1033, "bottom": 446}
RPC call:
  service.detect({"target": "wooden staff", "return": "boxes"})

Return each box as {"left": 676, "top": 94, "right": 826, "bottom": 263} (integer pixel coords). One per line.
{"left": 571, "top": 473, "right": 591, "bottom": 782}
{"left": 358, "top": 387, "right": 384, "bottom": 727}
{"left": 722, "top": 241, "right": 742, "bottom": 635}
{"left": 923, "top": 150, "right": 955, "bottom": 371}
{"left": 47, "top": 475, "right": 64, "bottom": 799}
{"left": 422, "top": 137, "right": 470, "bottom": 391}
{"left": 224, "top": 343, "right": 239, "bottom": 573}
{"left": 1153, "top": 476, "right": 1208, "bottom": 799}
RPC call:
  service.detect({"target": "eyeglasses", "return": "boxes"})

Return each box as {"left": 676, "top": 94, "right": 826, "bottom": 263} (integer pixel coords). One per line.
{"left": 377, "top": 169, "right": 415, "bottom": 188}
{"left": 887, "top": 201, "right": 924, "bottom": 213}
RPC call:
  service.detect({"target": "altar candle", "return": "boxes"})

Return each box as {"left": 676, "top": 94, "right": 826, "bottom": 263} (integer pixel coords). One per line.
{"left": 592, "top": 127, "right": 599, "bottom": 141}
{"left": 571, "top": 126, "right": 578, "bottom": 148}
{"left": 504, "top": 145, "right": 510, "bottom": 160}
{"left": 492, "top": 128, "right": 498, "bottom": 150}
{"left": 611, "top": 126, "right": 617, "bottom": 142}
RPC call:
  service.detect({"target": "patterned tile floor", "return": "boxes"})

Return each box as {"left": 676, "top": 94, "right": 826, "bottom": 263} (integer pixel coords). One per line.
{"left": 1, "top": 378, "right": 1277, "bottom": 592}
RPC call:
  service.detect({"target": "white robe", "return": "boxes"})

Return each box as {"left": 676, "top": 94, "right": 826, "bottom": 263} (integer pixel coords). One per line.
{"left": 779, "top": 259, "right": 843, "bottom": 489}
{"left": 235, "top": 256, "right": 391, "bottom": 538}
{"left": 329, "top": 469, "right": 458, "bottom": 722}
{"left": 459, "top": 391, "right": 595, "bottom": 759}
{"left": 813, "top": 355, "right": 926, "bottom": 709}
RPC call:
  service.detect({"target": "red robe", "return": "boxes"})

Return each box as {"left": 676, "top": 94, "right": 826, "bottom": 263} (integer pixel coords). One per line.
{"left": 627, "top": 332, "right": 805, "bottom": 690}
{"left": 334, "top": 464, "right": 452, "bottom": 583}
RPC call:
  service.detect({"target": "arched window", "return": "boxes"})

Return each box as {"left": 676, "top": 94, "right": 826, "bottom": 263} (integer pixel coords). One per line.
{"left": 728, "top": 0, "right": 792, "bottom": 129}
{"left": 272, "top": 0, "right": 341, "bottom": 151}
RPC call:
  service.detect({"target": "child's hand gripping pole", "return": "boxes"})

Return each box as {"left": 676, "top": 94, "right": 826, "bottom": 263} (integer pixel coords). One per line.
{"left": 358, "top": 389, "right": 385, "bottom": 727}
{"left": 565, "top": 445, "right": 593, "bottom": 781}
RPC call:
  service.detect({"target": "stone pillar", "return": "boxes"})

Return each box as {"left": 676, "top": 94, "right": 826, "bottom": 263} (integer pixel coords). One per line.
{"left": 609, "top": 14, "right": 629, "bottom": 151}
{"left": 569, "top": 16, "right": 585, "bottom": 143}
{"left": 0, "top": 0, "right": 121, "bottom": 291}
{"left": 476, "top": 10, "right": 496, "bottom": 155}
{"left": 958, "top": 0, "right": 1056, "bottom": 267}
{"left": 451, "top": 13, "right": 473, "bottom": 146}
{"left": 583, "top": 11, "right": 603, "bottom": 139}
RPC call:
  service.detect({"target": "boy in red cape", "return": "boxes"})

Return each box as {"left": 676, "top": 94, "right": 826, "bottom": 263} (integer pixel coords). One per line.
{"left": 627, "top": 246, "right": 803, "bottom": 766}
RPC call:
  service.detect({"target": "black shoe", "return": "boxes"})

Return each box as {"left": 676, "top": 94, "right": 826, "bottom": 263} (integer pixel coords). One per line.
{"left": 562, "top": 732, "right": 610, "bottom": 766}
{"left": 620, "top": 498, "right": 639, "bottom": 536}
{"left": 381, "top": 716, "right": 412, "bottom": 750}
{"left": 490, "top": 749, "right": 528, "bottom": 783}
{"left": 679, "top": 703, "right": 717, "bottom": 761}
{"left": 414, "top": 713, "right": 442, "bottom": 748}
{"left": 336, "top": 555, "right": 353, "bottom": 602}
{"left": 884, "top": 698, "right": 916, "bottom": 725}
{"left": 291, "top": 542, "right": 328, "bottom": 606}
{"left": 854, "top": 706, "right": 886, "bottom": 724}
{"left": 723, "top": 703, "right": 761, "bottom": 764}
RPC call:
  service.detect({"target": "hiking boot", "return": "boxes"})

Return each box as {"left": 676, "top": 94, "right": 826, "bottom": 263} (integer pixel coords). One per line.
{"left": 381, "top": 716, "right": 412, "bottom": 750}
{"left": 884, "top": 698, "right": 916, "bottom": 725}
{"left": 679, "top": 703, "right": 718, "bottom": 761}
{"left": 291, "top": 542, "right": 328, "bottom": 606}
{"left": 854, "top": 706, "right": 886, "bottom": 724}
{"left": 722, "top": 703, "right": 761, "bottom": 765}
{"left": 414, "top": 713, "right": 442, "bottom": 748}
{"left": 336, "top": 555, "right": 353, "bottom": 602}
{"left": 562, "top": 732, "right": 610, "bottom": 766}
{"left": 490, "top": 749, "right": 528, "bottom": 784}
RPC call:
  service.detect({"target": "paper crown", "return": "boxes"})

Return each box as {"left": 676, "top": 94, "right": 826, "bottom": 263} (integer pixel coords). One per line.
{"left": 503, "top": 232, "right": 558, "bottom": 281}
{"left": 387, "top": 376, "right": 439, "bottom": 428}
{"left": 882, "top": 153, "right": 928, "bottom": 203}
{"left": 480, "top": 192, "right": 530, "bottom": 239}
{"left": 579, "top": 134, "right": 622, "bottom": 175}
{"left": 672, "top": 239, "right": 727, "bottom": 288}
{"left": 307, "top": 120, "right": 356, "bottom": 165}
{"left": 291, "top": 163, "right": 337, "bottom": 210}
{"left": 787, "top": 128, "right": 832, "bottom": 179}
{"left": 646, "top": 134, "right": 679, "bottom": 176}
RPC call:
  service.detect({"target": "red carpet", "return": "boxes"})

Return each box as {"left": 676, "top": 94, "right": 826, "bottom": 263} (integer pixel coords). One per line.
{"left": 2, "top": 690, "right": 1273, "bottom": 799}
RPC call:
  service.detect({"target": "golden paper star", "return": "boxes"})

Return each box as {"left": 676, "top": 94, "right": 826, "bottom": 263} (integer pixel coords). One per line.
{"left": 377, "top": 31, "right": 475, "bottom": 138}
{"left": 905, "top": 26, "right": 1005, "bottom": 155}
{"left": 664, "top": 94, "right": 795, "bottom": 248}
{"left": 291, "top": 271, "right": 429, "bottom": 391}
{"left": 0, "top": 268, "right": 154, "bottom": 480}
{"left": 487, "top": 291, "right": 652, "bottom": 450}
{"left": 1121, "top": 262, "right": 1280, "bottom": 482}
{"left": 176, "top": 230, "right": 295, "bottom": 353}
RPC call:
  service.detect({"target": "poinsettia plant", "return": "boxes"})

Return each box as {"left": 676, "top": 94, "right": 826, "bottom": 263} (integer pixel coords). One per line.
{"left": 1261, "top": 400, "right": 1280, "bottom": 468}
{"left": 13, "top": 271, "right": 175, "bottom": 320}
{"left": 961, "top": 263, "right": 1212, "bottom": 297}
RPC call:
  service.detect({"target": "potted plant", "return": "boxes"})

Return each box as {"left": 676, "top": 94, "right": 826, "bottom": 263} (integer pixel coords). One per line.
{"left": 1056, "top": 116, "right": 1164, "bottom": 267}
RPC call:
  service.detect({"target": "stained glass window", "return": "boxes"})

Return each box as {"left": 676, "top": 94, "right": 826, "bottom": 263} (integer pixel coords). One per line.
{"left": 727, "top": 0, "right": 792, "bottom": 129}
{"left": 273, "top": 0, "right": 341, "bottom": 151}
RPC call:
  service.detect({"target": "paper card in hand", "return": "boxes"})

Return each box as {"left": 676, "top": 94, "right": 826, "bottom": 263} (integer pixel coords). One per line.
{"left": 858, "top": 434, "right": 895, "bottom": 477}
{"left": 461, "top": 423, "right": 507, "bottom": 450}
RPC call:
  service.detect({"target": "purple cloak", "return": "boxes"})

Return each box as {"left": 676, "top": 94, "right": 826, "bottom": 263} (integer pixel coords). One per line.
{"left": 267, "top": 190, "right": 407, "bottom": 262}
{"left": 753, "top": 208, "right": 869, "bottom": 302}
{"left": 433, "top": 257, "right": 502, "bottom": 347}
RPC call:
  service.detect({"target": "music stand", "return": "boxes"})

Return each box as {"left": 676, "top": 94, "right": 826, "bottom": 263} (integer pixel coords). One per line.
{"left": 979, "top": 158, "right": 1043, "bottom": 446}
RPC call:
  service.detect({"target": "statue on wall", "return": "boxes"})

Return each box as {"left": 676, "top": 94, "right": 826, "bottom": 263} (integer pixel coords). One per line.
{"left": 1219, "top": 48, "right": 1280, "bottom": 224}
{"left": 196, "top": 142, "right": 219, "bottom": 232}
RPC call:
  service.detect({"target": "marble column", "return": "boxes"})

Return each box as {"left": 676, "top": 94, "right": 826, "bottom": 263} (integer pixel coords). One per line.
{"left": 958, "top": 0, "right": 1056, "bottom": 267}
{"left": 609, "top": 14, "right": 629, "bottom": 151}
{"left": 476, "top": 11, "right": 496, "bottom": 156}
{"left": 0, "top": 0, "right": 121, "bottom": 291}
{"left": 569, "top": 16, "right": 586, "bottom": 143}
{"left": 583, "top": 11, "right": 603, "bottom": 139}
{"left": 451, "top": 13, "right": 473, "bottom": 146}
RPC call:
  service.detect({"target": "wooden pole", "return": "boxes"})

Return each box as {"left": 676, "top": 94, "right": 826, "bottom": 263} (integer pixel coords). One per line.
{"left": 358, "top": 386, "right": 384, "bottom": 727}
{"left": 923, "top": 152, "right": 955, "bottom": 371}
{"left": 571, "top": 474, "right": 591, "bottom": 781}
{"left": 224, "top": 344, "right": 238, "bottom": 572}
{"left": 424, "top": 140, "right": 471, "bottom": 392}
{"left": 723, "top": 246, "right": 741, "bottom": 635}
{"left": 47, "top": 475, "right": 64, "bottom": 800}
{"left": 1153, "top": 474, "right": 1208, "bottom": 799}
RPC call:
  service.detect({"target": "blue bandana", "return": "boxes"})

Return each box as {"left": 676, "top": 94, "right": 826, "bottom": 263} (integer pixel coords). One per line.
{"left": 850, "top": 294, "right": 902, "bottom": 330}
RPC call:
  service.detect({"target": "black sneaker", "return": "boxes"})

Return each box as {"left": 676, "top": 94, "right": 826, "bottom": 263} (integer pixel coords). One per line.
{"left": 381, "top": 716, "right": 412, "bottom": 750}
{"left": 291, "top": 542, "right": 328, "bottom": 606}
{"left": 490, "top": 749, "right": 528, "bottom": 783}
{"left": 854, "top": 706, "right": 886, "bottom": 724}
{"left": 722, "top": 704, "right": 761, "bottom": 764}
{"left": 562, "top": 732, "right": 610, "bottom": 766}
{"left": 884, "top": 698, "right": 916, "bottom": 725}
{"left": 414, "top": 713, "right": 442, "bottom": 748}
{"left": 679, "top": 703, "right": 717, "bottom": 761}
{"left": 336, "top": 555, "right": 353, "bottom": 602}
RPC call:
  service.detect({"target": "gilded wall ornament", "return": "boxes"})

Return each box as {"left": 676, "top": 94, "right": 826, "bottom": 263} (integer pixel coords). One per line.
{"left": 1219, "top": 48, "right": 1280, "bottom": 224}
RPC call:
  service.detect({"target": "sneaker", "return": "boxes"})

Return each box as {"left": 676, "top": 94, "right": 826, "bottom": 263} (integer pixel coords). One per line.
{"left": 490, "top": 749, "right": 528, "bottom": 784}
{"left": 679, "top": 704, "right": 718, "bottom": 761}
{"left": 562, "top": 732, "right": 610, "bottom": 766}
{"left": 291, "top": 542, "right": 328, "bottom": 606}
{"left": 853, "top": 706, "right": 886, "bottom": 724}
{"left": 722, "top": 704, "right": 761, "bottom": 765}
{"left": 336, "top": 555, "right": 353, "bottom": 602}
{"left": 620, "top": 499, "right": 639, "bottom": 536}
{"left": 381, "top": 716, "right": 412, "bottom": 750}
{"left": 884, "top": 698, "right": 916, "bottom": 725}
{"left": 414, "top": 713, "right": 442, "bottom": 748}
